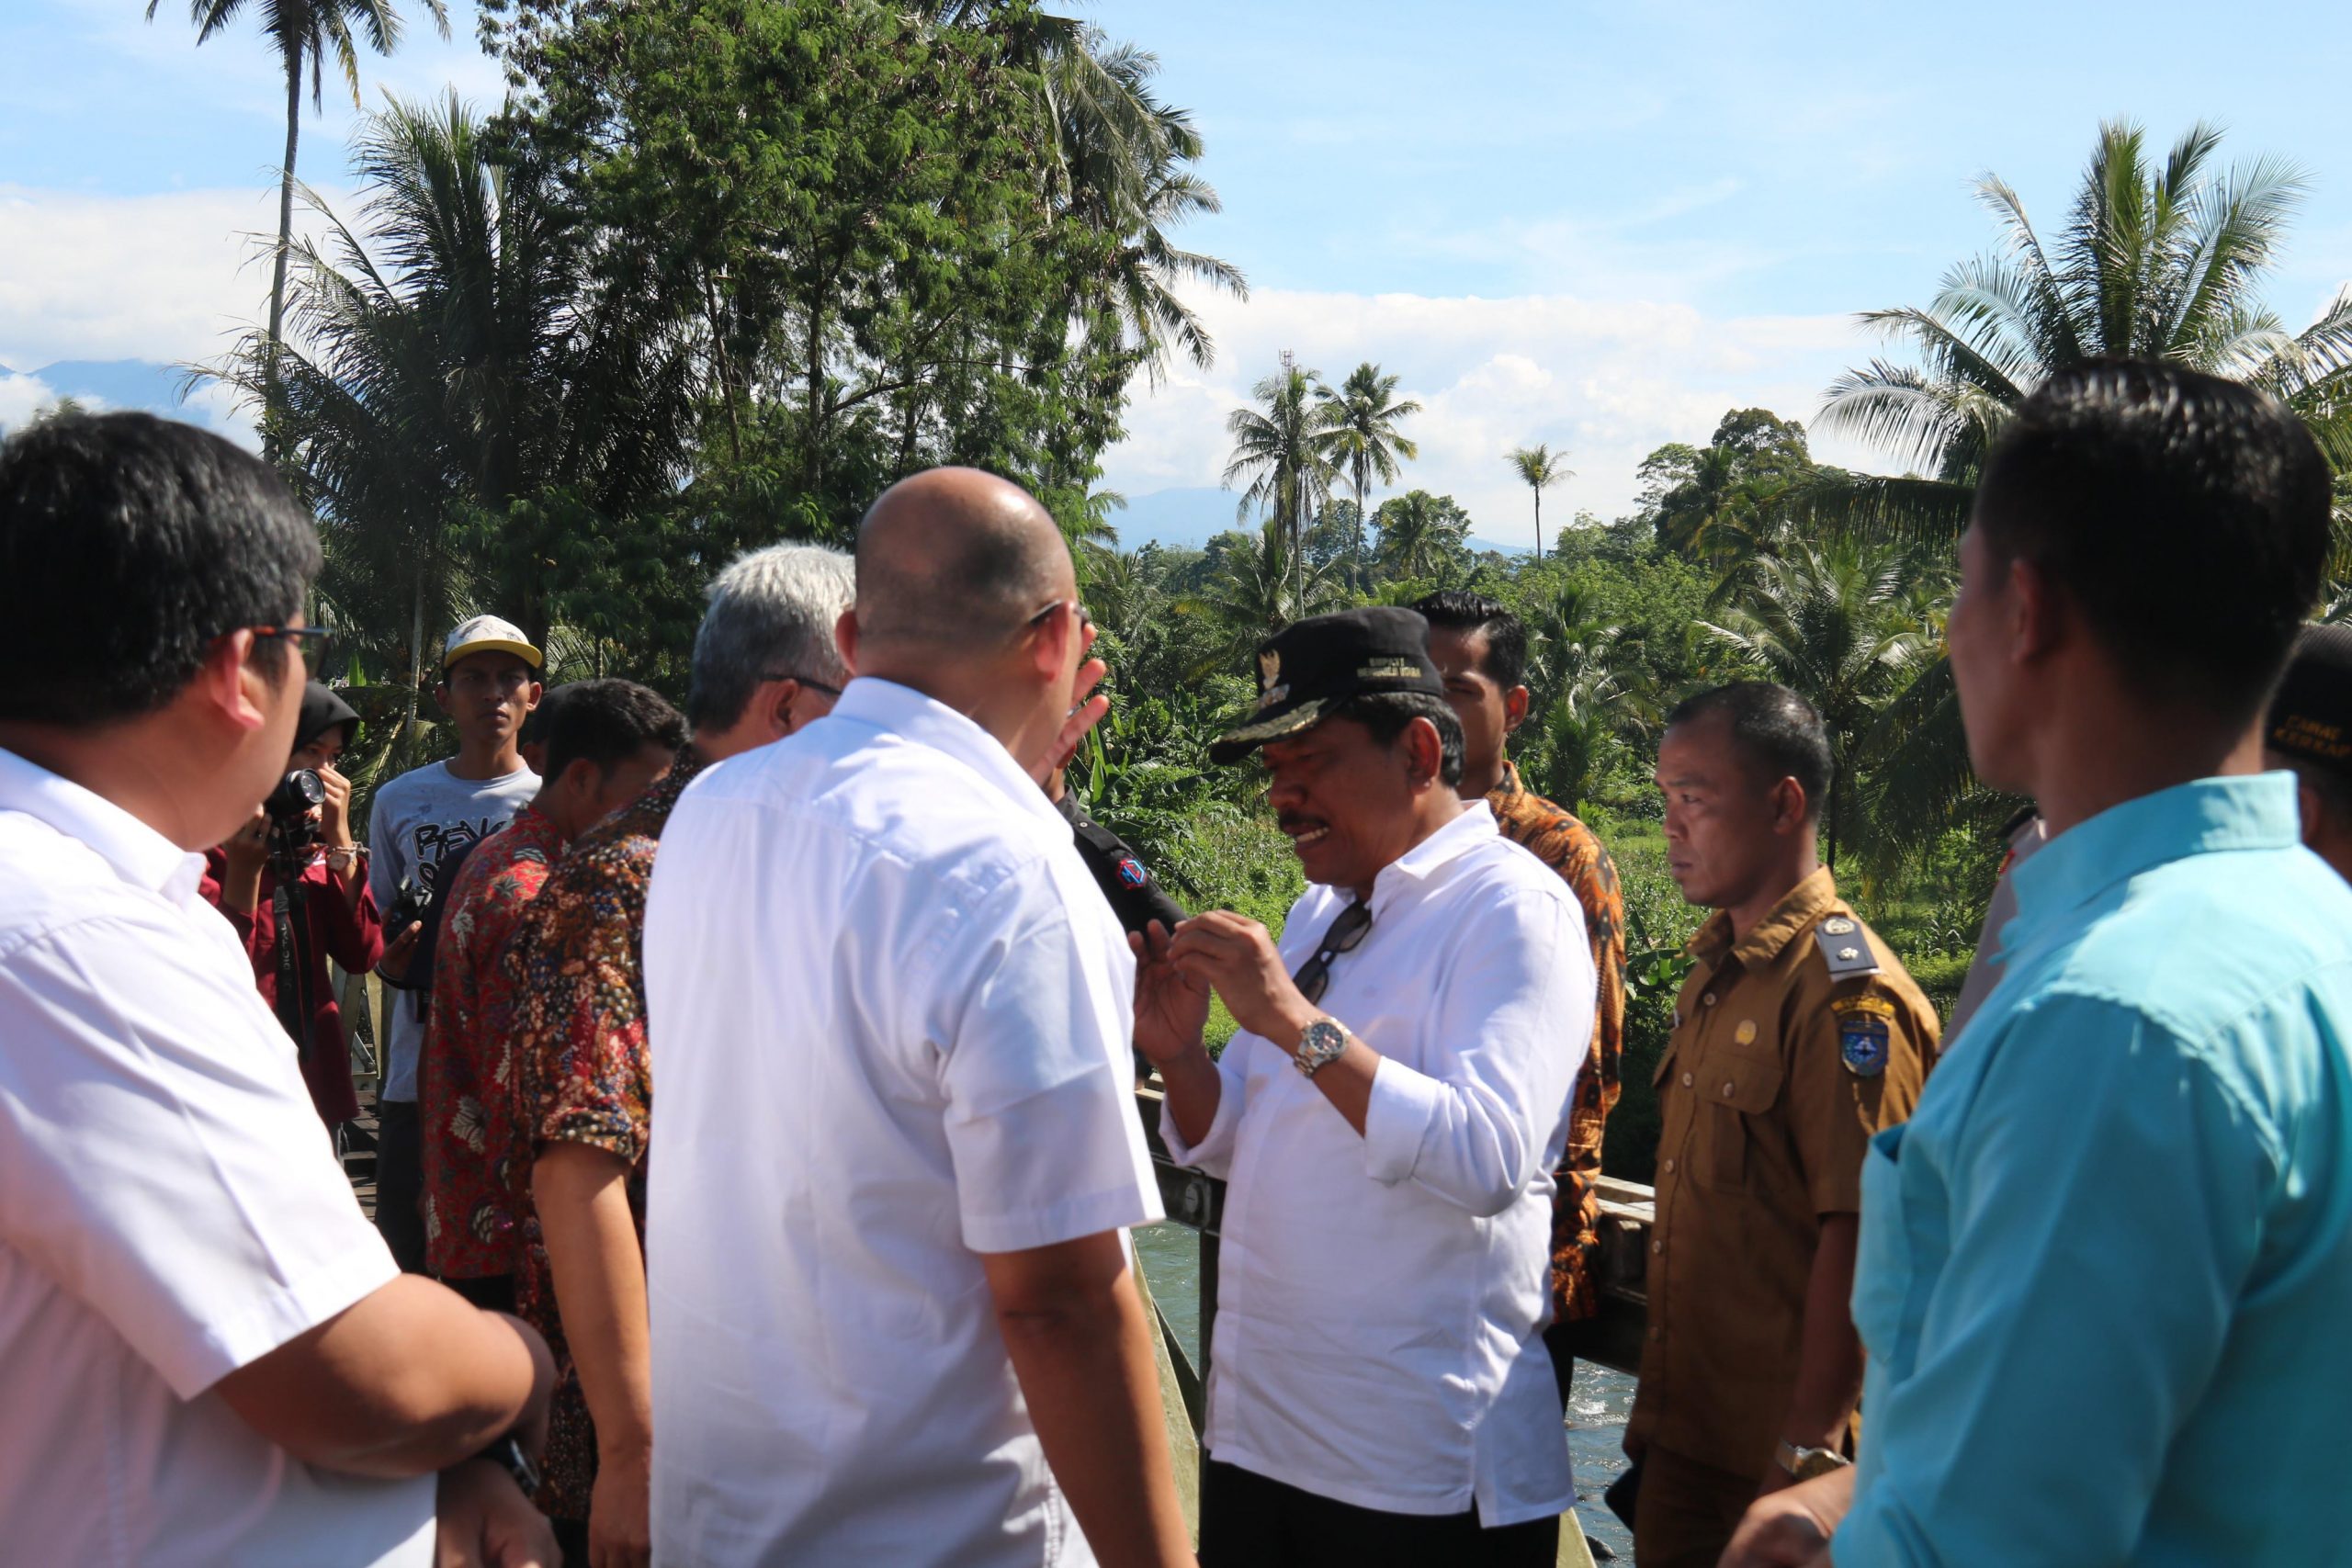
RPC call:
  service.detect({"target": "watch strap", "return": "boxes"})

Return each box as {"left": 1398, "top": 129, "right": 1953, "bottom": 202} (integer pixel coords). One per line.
{"left": 473, "top": 1433, "right": 541, "bottom": 1498}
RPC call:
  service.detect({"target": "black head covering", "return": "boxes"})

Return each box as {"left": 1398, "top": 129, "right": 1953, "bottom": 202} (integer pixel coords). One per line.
{"left": 2267, "top": 623, "right": 2352, "bottom": 778}
{"left": 1208, "top": 606, "right": 1447, "bottom": 765}
{"left": 295, "top": 681, "right": 360, "bottom": 754}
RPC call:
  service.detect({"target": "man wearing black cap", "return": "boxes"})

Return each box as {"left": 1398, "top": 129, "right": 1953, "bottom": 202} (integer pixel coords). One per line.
{"left": 204, "top": 679, "right": 384, "bottom": 1134}
{"left": 2266, "top": 622, "right": 2352, "bottom": 883}
{"left": 1136, "top": 606, "right": 1592, "bottom": 1567}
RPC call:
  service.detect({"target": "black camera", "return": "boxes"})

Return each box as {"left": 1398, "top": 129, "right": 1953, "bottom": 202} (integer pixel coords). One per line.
{"left": 264, "top": 768, "right": 326, "bottom": 821}
{"left": 384, "top": 874, "right": 435, "bottom": 935}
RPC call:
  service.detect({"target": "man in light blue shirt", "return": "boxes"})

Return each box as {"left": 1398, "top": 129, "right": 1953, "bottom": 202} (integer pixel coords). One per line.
{"left": 1724, "top": 359, "right": 2352, "bottom": 1566}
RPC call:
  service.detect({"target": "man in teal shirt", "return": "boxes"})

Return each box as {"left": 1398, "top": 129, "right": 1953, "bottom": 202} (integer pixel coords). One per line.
{"left": 1725, "top": 359, "right": 2352, "bottom": 1566}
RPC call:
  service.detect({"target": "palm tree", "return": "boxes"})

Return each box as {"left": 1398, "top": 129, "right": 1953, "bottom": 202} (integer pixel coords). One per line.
{"left": 1316, "top": 364, "right": 1421, "bottom": 576}
{"left": 1183, "top": 517, "right": 1343, "bottom": 671}
{"left": 1806, "top": 119, "right": 2352, "bottom": 544}
{"left": 206, "top": 92, "right": 691, "bottom": 713}
{"left": 1506, "top": 443, "right": 1572, "bottom": 561}
{"left": 1373, "top": 490, "right": 1472, "bottom": 582}
{"left": 149, "top": 0, "right": 450, "bottom": 449}
{"left": 1701, "top": 538, "right": 1937, "bottom": 869}
{"left": 1224, "top": 361, "right": 1338, "bottom": 603}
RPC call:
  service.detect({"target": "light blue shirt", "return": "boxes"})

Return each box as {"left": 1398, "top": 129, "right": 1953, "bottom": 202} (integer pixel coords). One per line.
{"left": 1840, "top": 774, "right": 2352, "bottom": 1566}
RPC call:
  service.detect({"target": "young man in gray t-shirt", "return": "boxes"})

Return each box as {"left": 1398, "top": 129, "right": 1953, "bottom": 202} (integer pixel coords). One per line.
{"left": 366, "top": 615, "right": 542, "bottom": 1272}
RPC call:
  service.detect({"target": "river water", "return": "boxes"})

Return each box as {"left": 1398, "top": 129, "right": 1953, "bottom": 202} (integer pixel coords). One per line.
{"left": 1135, "top": 1224, "right": 1638, "bottom": 1561}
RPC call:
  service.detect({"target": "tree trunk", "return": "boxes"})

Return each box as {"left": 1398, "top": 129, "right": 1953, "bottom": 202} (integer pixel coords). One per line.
{"left": 266, "top": 55, "right": 301, "bottom": 466}
{"left": 1533, "top": 488, "right": 1544, "bottom": 563}
{"left": 406, "top": 562, "right": 425, "bottom": 733}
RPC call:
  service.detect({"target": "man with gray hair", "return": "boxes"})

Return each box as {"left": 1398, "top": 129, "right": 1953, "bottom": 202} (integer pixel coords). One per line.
{"left": 503, "top": 542, "right": 855, "bottom": 1564}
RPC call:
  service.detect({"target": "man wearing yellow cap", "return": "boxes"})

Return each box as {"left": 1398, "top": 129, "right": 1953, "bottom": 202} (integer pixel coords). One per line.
{"left": 366, "top": 615, "right": 544, "bottom": 1273}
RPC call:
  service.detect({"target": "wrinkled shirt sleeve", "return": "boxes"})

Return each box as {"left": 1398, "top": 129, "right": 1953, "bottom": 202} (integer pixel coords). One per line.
{"left": 930, "top": 873, "right": 1159, "bottom": 1255}
{"left": 1837, "top": 997, "right": 2268, "bottom": 1566}
{"left": 1359, "top": 888, "right": 1591, "bottom": 1217}
{"left": 1158, "top": 1041, "right": 1250, "bottom": 1179}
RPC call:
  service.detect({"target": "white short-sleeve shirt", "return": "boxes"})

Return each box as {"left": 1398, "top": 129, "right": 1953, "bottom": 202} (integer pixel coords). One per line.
{"left": 644, "top": 678, "right": 1163, "bottom": 1568}
{"left": 1161, "top": 804, "right": 1592, "bottom": 1526}
{"left": 0, "top": 748, "right": 434, "bottom": 1566}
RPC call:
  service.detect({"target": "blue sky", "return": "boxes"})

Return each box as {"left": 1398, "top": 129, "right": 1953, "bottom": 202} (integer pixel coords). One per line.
{"left": 5, "top": 0, "right": 2347, "bottom": 537}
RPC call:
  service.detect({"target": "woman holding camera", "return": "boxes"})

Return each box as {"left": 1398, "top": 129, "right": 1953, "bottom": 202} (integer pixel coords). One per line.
{"left": 202, "top": 680, "right": 385, "bottom": 1134}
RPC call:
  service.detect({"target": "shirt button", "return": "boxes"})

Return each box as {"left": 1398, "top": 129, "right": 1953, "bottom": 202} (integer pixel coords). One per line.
{"left": 1651, "top": 1239, "right": 1663, "bottom": 1256}
{"left": 1662, "top": 1157, "right": 1675, "bottom": 1174}
{"left": 1648, "top": 1324, "right": 1662, "bottom": 1341}
{"left": 1702, "top": 992, "right": 1716, "bottom": 1007}
{"left": 1722, "top": 1081, "right": 1736, "bottom": 1098}
{"left": 1680, "top": 1071, "right": 1693, "bottom": 1087}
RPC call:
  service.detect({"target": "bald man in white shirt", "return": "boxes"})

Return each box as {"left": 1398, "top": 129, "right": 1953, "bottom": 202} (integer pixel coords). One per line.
{"left": 646, "top": 468, "right": 1192, "bottom": 1568}
{"left": 0, "top": 413, "right": 554, "bottom": 1567}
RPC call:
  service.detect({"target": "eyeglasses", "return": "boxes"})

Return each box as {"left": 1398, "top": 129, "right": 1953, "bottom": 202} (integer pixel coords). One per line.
{"left": 1020, "top": 599, "right": 1093, "bottom": 639}
{"left": 248, "top": 625, "right": 334, "bottom": 650}
{"left": 1294, "top": 900, "right": 1373, "bottom": 1006}
{"left": 762, "top": 672, "right": 842, "bottom": 697}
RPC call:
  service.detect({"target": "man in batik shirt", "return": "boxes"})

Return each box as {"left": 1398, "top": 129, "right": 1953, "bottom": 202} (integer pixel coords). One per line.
{"left": 506, "top": 544, "right": 853, "bottom": 1563}
{"left": 419, "top": 680, "right": 682, "bottom": 1308}
{"left": 1417, "top": 592, "right": 1626, "bottom": 1405}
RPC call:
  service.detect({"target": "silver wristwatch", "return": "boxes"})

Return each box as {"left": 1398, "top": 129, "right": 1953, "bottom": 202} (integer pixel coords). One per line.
{"left": 1774, "top": 1440, "right": 1852, "bottom": 1482}
{"left": 1293, "top": 1016, "right": 1351, "bottom": 1077}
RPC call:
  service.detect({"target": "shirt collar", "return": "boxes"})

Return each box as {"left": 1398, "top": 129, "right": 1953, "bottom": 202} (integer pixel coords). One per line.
{"left": 0, "top": 745, "right": 208, "bottom": 900}
{"left": 831, "top": 677, "right": 1065, "bottom": 833}
{"left": 1365, "top": 800, "right": 1498, "bottom": 919}
{"left": 2007, "top": 773, "right": 2302, "bottom": 948}
{"left": 1690, "top": 864, "right": 1839, "bottom": 971}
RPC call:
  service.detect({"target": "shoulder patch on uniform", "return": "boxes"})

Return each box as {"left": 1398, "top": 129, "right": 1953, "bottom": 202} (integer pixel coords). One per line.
{"left": 1115, "top": 855, "right": 1148, "bottom": 889}
{"left": 1814, "top": 917, "right": 1882, "bottom": 979}
{"left": 1835, "top": 996, "right": 1892, "bottom": 1077}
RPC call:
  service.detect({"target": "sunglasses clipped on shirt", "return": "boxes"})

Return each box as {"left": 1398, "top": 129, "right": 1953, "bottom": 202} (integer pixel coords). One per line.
{"left": 1295, "top": 900, "right": 1373, "bottom": 1007}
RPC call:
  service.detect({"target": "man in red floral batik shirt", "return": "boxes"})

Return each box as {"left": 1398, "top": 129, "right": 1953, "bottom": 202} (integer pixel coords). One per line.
{"left": 418, "top": 680, "right": 682, "bottom": 1311}
{"left": 504, "top": 544, "right": 854, "bottom": 1566}
{"left": 1416, "top": 591, "right": 1626, "bottom": 1416}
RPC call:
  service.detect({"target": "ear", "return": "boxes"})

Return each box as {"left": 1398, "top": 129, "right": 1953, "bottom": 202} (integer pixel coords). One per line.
{"left": 1770, "top": 775, "right": 1810, "bottom": 836}
{"left": 1401, "top": 716, "right": 1444, "bottom": 791}
{"left": 834, "top": 609, "right": 861, "bottom": 673}
{"left": 433, "top": 680, "right": 455, "bottom": 718}
{"left": 198, "top": 630, "right": 282, "bottom": 735}
{"left": 523, "top": 679, "right": 545, "bottom": 714}
{"left": 1502, "top": 683, "right": 1531, "bottom": 737}
{"left": 2009, "top": 554, "right": 2061, "bottom": 666}
{"left": 765, "top": 678, "right": 799, "bottom": 741}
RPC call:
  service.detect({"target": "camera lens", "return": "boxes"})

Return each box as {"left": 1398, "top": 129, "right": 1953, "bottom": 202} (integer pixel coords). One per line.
{"left": 265, "top": 768, "right": 327, "bottom": 819}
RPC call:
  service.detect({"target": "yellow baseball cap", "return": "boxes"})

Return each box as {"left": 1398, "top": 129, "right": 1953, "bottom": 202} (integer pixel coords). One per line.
{"left": 442, "top": 614, "right": 543, "bottom": 671}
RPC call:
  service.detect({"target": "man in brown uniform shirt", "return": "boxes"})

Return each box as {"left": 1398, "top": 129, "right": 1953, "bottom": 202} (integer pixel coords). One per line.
{"left": 1627, "top": 682, "right": 1936, "bottom": 1568}
{"left": 1417, "top": 592, "right": 1626, "bottom": 1403}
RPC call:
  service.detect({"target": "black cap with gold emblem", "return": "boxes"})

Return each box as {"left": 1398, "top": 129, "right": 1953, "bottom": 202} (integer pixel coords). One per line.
{"left": 2267, "top": 623, "right": 2352, "bottom": 779}
{"left": 1208, "top": 606, "right": 1448, "bottom": 765}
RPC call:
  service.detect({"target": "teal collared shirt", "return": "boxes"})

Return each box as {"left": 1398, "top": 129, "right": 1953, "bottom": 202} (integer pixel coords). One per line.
{"left": 1840, "top": 775, "right": 2352, "bottom": 1566}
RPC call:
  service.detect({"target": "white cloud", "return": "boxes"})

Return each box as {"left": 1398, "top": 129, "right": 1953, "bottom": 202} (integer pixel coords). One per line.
{"left": 0, "top": 182, "right": 339, "bottom": 369}
{"left": 1101, "top": 285, "right": 1892, "bottom": 546}
{"left": 0, "top": 372, "right": 62, "bottom": 433}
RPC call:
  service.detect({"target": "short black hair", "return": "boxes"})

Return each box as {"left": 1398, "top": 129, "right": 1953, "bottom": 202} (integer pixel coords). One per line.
{"left": 1973, "top": 359, "right": 2330, "bottom": 724}
{"left": 541, "top": 679, "right": 686, "bottom": 784}
{"left": 1411, "top": 590, "right": 1528, "bottom": 691}
{"left": 0, "top": 412, "right": 321, "bottom": 725}
{"left": 1332, "top": 690, "right": 1466, "bottom": 788}
{"left": 1667, "top": 682, "right": 1831, "bottom": 823}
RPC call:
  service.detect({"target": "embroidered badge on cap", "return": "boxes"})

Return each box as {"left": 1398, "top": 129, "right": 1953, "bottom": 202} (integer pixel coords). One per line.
{"left": 1116, "top": 856, "right": 1148, "bottom": 889}
{"left": 1833, "top": 995, "right": 1894, "bottom": 1077}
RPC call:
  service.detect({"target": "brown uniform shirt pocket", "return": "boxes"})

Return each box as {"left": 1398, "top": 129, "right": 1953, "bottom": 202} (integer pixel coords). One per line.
{"left": 1695, "top": 1052, "right": 1784, "bottom": 1191}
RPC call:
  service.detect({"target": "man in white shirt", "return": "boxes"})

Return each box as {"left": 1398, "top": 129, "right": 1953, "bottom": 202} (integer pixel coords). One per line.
{"left": 0, "top": 412, "right": 555, "bottom": 1567}
{"left": 1138, "top": 606, "right": 1592, "bottom": 1568}
{"left": 645, "top": 468, "right": 1193, "bottom": 1568}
